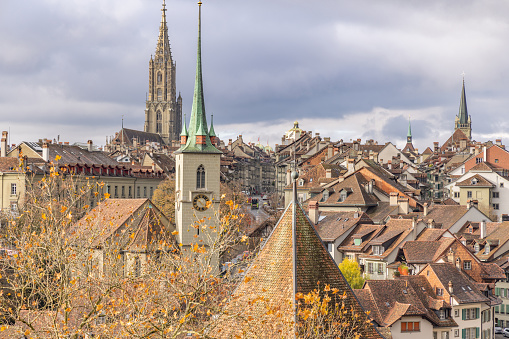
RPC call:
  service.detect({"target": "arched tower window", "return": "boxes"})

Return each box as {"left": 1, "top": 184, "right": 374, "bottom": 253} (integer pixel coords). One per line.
{"left": 157, "top": 72, "right": 162, "bottom": 84}
{"left": 196, "top": 165, "right": 205, "bottom": 189}
{"left": 156, "top": 122, "right": 162, "bottom": 133}
{"left": 157, "top": 89, "right": 162, "bottom": 101}
{"left": 156, "top": 111, "right": 162, "bottom": 121}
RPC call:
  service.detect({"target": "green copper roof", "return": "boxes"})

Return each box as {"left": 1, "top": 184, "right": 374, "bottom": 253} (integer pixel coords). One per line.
{"left": 180, "top": 114, "right": 188, "bottom": 137}
{"left": 209, "top": 114, "right": 216, "bottom": 137}
{"left": 178, "top": 3, "right": 221, "bottom": 154}
{"left": 407, "top": 117, "right": 412, "bottom": 138}
{"left": 458, "top": 79, "right": 469, "bottom": 124}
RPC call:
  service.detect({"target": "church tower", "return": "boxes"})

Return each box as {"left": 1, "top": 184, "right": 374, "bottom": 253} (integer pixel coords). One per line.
{"left": 402, "top": 117, "right": 416, "bottom": 153}
{"left": 454, "top": 78, "right": 472, "bottom": 140}
{"left": 144, "top": 1, "right": 182, "bottom": 145}
{"left": 175, "top": 2, "right": 222, "bottom": 249}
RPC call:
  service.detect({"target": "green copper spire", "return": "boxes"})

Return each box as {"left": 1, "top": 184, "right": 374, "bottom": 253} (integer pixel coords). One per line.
{"left": 180, "top": 114, "right": 188, "bottom": 137}
{"left": 458, "top": 78, "right": 469, "bottom": 124}
{"left": 209, "top": 114, "right": 216, "bottom": 137}
{"left": 407, "top": 117, "right": 412, "bottom": 138}
{"left": 178, "top": 2, "right": 221, "bottom": 154}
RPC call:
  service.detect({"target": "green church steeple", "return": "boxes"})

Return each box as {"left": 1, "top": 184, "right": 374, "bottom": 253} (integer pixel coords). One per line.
{"left": 178, "top": 2, "right": 221, "bottom": 154}
{"left": 407, "top": 116, "right": 412, "bottom": 143}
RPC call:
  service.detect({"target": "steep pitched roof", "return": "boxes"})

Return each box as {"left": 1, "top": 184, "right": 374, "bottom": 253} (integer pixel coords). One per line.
{"left": 402, "top": 239, "right": 455, "bottom": 264}
{"left": 0, "top": 158, "right": 20, "bottom": 172}
{"left": 217, "top": 201, "right": 382, "bottom": 338}
{"left": 121, "top": 128, "right": 165, "bottom": 146}
{"left": 456, "top": 174, "right": 494, "bottom": 187}
{"left": 316, "top": 211, "right": 372, "bottom": 242}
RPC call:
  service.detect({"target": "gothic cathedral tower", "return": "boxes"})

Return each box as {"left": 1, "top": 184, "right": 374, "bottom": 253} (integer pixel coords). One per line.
{"left": 144, "top": 1, "right": 183, "bottom": 145}
{"left": 175, "top": 2, "right": 221, "bottom": 250}
{"left": 454, "top": 78, "right": 472, "bottom": 140}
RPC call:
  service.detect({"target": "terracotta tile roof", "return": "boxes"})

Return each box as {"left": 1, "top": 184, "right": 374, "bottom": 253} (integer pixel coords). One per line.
{"left": 217, "top": 201, "right": 382, "bottom": 338}
{"left": 402, "top": 239, "right": 455, "bottom": 264}
{"left": 366, "top": 202, "right": 399, "bottom": 224}
{"left": 0, "top": 157, "right": 20, "bottom": 172}
{"left": 46, "top": 143, "right": 120, "bottom": 166}
{"left": 316, "top": 211, "right": 372, "bottom": 242}
{"left": 416, "top": 228, "right": 447, "bottom": 241}
{"left": 480, "top": 262, "right": 506, "bottom": 280}
{"left": 469, "top": 162, "right": 495, "bottom": 172}
{"left": 477, "top": 222, "right": 509, "bottom": 261}
{"left": 285, "top": 163, "right": 344, "bottom": 190}
{"left": 71, "top": 199, "right": 153, "bottom": 247}
{"left": 421, "top": 205, "right": 471, "bottom": 230}
{"left": 426, "top": 263, "right": 490, "bottom": 304}
{"left": 339, "top": 224, "right": 383, "bottom": 252}
{"left": 147, "top": 153, "right": 175, "bottom": 174}
{"left": 307, "top": 172, "right": 379, "bottom": 207}
{"left": 456, "top": 174, "right": 494, "bottom": 187}
{"left": 359, "top": 276, "right": 457, "bottom": 328}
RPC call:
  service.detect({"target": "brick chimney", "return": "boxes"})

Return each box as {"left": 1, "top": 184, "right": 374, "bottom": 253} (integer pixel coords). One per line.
{"left": 1, "top": 131, "right": 7, "bottom": 157}
{"left": 308, "top": 201, "right": 319, "bottom": 225}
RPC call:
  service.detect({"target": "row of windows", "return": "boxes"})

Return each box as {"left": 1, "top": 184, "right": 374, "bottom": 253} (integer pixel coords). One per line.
{"left": 106, "top": 185, "right": 154, "bottom": 199}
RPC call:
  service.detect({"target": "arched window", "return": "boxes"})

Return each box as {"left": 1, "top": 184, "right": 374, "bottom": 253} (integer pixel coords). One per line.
{"left": 157, "top": 89, "right": 162, "bottom": 101}
{"left": 156, "top": 122, "right": 162, "bottom": 133}
{"left": 156, "top": 111, "right": 162, "bottom": 121}
{"left": 157, "top": 72, "right": 162, "bottom": 84}
{"left": 197, "top": 165, "right": 205, "bottom": 189}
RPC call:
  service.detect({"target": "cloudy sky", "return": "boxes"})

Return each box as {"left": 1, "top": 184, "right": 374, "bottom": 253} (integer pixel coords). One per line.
{"left": 1, "top": 0, "right": 509, "bottom": 151}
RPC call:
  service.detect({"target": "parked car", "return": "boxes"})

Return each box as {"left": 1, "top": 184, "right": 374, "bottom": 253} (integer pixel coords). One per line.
{"left": 503, "top": 328, "right": 509, "bottom": 337}
{"left": 495, "top": 327, "right": 503, "bottom": 334}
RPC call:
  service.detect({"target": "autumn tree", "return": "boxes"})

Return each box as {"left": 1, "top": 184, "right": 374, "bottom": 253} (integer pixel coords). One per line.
{"left": 152, "top": 175, "right": 176, "bottom": 222}
{"left": 338, "top": 258, "right": 365, "bottom": 289}
{"left": 0, "top": 161, "right": 250, "bottom": 338}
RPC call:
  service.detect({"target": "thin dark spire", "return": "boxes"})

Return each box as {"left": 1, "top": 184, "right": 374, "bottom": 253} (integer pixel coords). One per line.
{"left": 458, "top": 78, "right": 469, "bottom": 124}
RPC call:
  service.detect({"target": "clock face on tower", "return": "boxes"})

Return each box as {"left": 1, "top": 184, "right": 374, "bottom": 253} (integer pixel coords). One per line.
{"left": 193, "top": 194, "right": 210, "bottom": 211}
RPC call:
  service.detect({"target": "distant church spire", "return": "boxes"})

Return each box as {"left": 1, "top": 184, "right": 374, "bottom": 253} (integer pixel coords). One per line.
{"left": 178, "top": 2, "right": 221, "bottom": 154}
{"left": 454, "top": 76, "right": 472, "bottom": 140}
{"left": 407, "top": 116, "right": 412, "bottom": 143}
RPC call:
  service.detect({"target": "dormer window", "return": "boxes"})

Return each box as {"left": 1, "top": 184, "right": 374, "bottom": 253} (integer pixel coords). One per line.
{"left": 338, "top": 190, "right": 348, "bottom": 202}
{"left": 372, "top": 246, "right": 384, "bottom": 255}
{"left": 298, "top": 179, "right": 304, "bottom": 187}
{"left": 474, "top": 243, "right": 480, "bottom": 253}
{"left": 354, "top": 238, "right": 362, "bottom": 246}
{"left": 322, "top": 190, "right": 329, "bottom": 202}
{"left": 484, "top": 244, "right": 490, "bottom": 255}
{"left": 471, "top": 178, "right": 478, "bottom": 185}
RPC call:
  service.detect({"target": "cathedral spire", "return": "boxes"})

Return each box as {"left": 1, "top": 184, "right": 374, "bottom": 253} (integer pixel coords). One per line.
{"left": 155, "top": 0, "right": 172, "bottom": 61}
{"left": 178, "top": 2, "right": 221, "bottom": 154}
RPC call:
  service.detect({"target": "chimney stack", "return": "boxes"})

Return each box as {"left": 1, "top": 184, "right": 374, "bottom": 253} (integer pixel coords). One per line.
{"left": 308, "top": 201, "right": 319, "bottom": 225}
{"left": 448, "top": 281, "right": 453, "bottom": 294}
{"left": 87, "top": 140, "right": 93, "bottom": 152}
{"left": 390, "top": 192, "right": 398, "bottom": 206}
{"left": 398, "top": 197, "right": 409, "bottom": 215}
{"left": 326, "top": 168, "right": 332, "bottom": 178}
{"left": 480, "top": 220, "right": 487, "bottom": 239}
{"left": 42, "top": 142, "right": 49, "bottom": 162}
{"left": 423, "top": 202, "right": 428, "bottom": 216}
{"left": 1, "top": 131, "right": 7, "bottom": 157}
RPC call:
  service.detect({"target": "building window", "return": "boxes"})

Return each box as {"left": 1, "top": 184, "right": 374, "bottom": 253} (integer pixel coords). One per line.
{"left": 157, "top": 88, "right": 162, "bottom": 101}
{"left": 121, "top": 186, "right": 125, "bottom": 198}
{"left": 298, "top": 179, "right": 304, "bottom": 186}
{"left": 137, "top": 186, "right": 140, "bottom": 198}
{"left": 501, "top": 182, "right": 505, "bottom": 188}
{"left": 157, "top": 72, "right": 162, "bottom": 84}
{"left": 436, "top": 288, "right": 443, "bottom": 296}
{"left": 377, "top": 263, "right": 384, "bottom": 274}
{"left": 114, "top": 186, "right": 118, "bottom": 198}
{"left": 196, "top": 165, "right": 205, "bottom": 189}
{"left": 149, "top": 187, "right": 153, "bottom": 198}
{"left": 462, "top": 308, "right": 479, "bottom": 320}
{"left": 454, "top": 329, "right": 459, "bottom": 337}
{"left": 10, "top": 183, "right": 16, "bottom": 195}
{"left": 476, "top": 157, "right": 483, "bottom": 164}
{"left": 156, "top": 122, "right": 162, "bottom": 133}
{"left": 454, "top": 192, "right": 459, "bottom": 198}
{"left": 372, "top": 246, "right": 384, "bottom": 255}
{"left": 134, "top": 256, "right": 141, "bottom": 277}
{"left": 322, "top": 190, "right": 329, "bottom": 202}
{"left": 464, "top": 261, "right": 472, "bottom": 270}
{"left": 144, "top": 187, "right": 147, "bottom": 198}
{"left": 493, "top": 203, "right": 500, "bottom": 210}
{"left": 353, "top": 238, "right": 362, "bottom": 246}
{"left": 467, "top": 191, "right": 472, "bottom": 198}
{"left": 463, "top": 327, "right": 478, "bottom": 339}
{"left": 10, "top": 202, "right": 17, "bottom": 212}
{"left": 495, "top": 159, "right": 499, "bottom": 163}
{"left": 493, "top": 191, "right": 499, "bottom": 198}
{"left": 367, "top": 262, "right": 374, "bottom": 274}
{"left": 441, "top": 331, "right": 449, "bottom": 339}
{"left": 401, "top": 322, "right": 420, "bottom": 332}
{"left": 129, "top": 186, "right": 132, "bottom": 198}
{"left": 474, "top": 243, "right": 479, "bottom": 253}
{"left": 454, "top": 309, "right": 459, "bottom": 317}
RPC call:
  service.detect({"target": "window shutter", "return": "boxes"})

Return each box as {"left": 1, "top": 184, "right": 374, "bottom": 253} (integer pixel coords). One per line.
{"left": 462, "top": 308, "right": 466, "bottom": 320}
{"left": 496, "top": 287, "right": 500, "bottom": 296}
{"left": 401, "top": 322, "right": 407, "bottom": 332}
{"left": 462, "top": 329, "right": 466, "bottom": 338}
{"left": 501, "top": 305, "right": 504, "bottom": 314}
{"left": 476, "top": 327, "right": 479, "bottom": 338}
{"left": 475, "top": 308, "right": 479, "bottom": 319}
